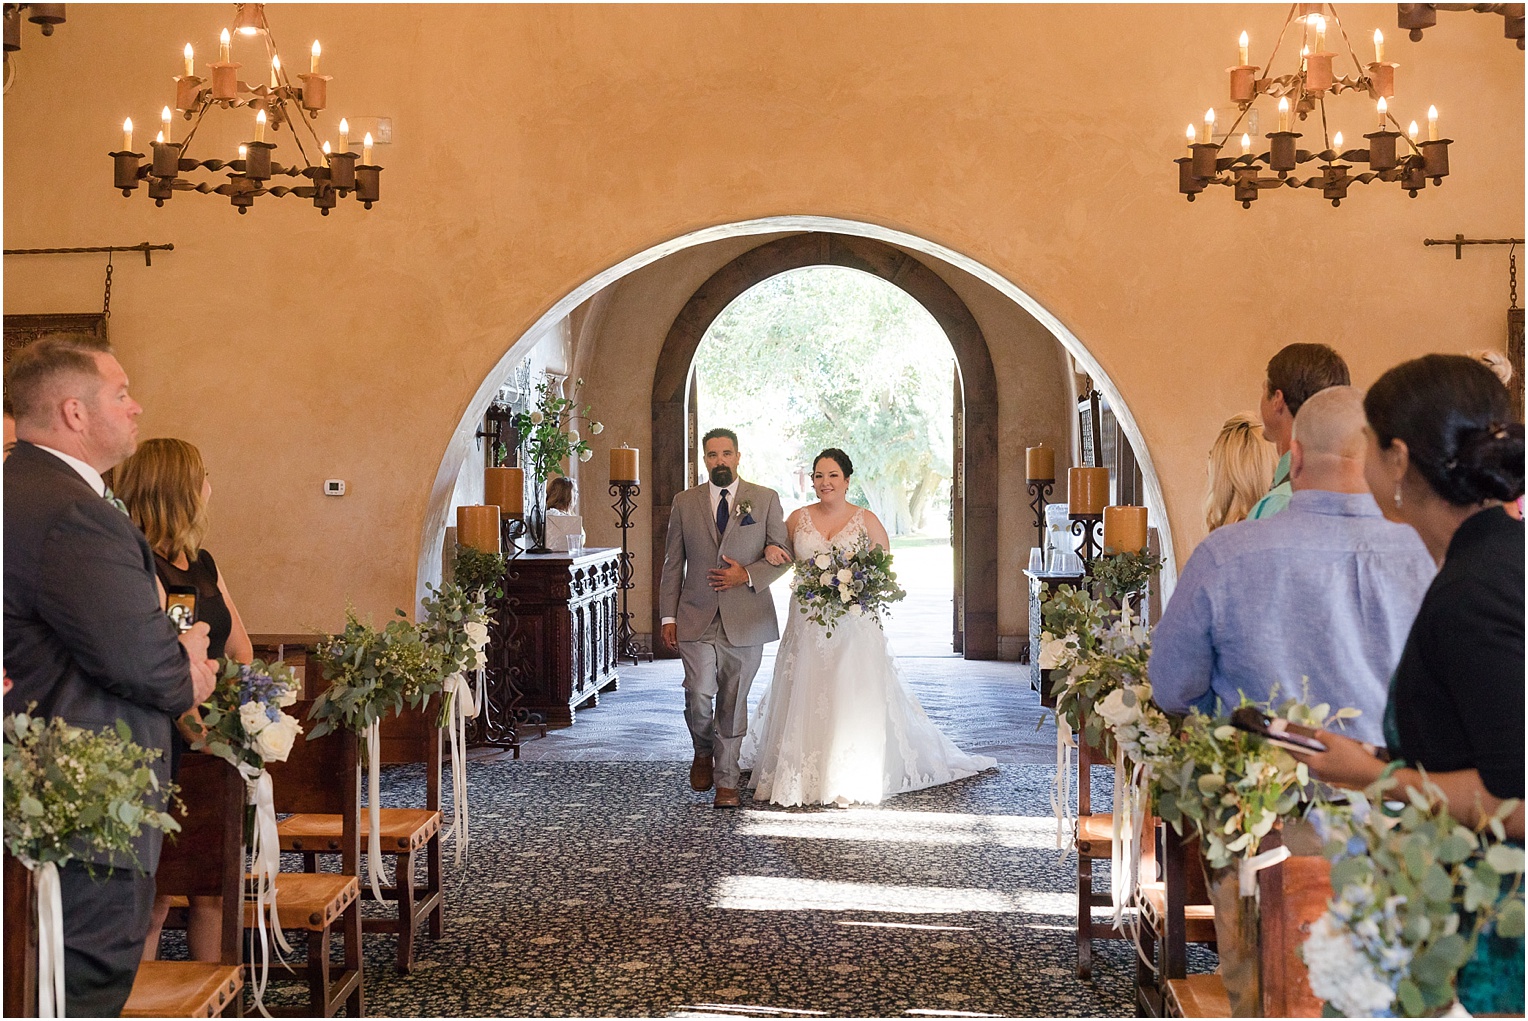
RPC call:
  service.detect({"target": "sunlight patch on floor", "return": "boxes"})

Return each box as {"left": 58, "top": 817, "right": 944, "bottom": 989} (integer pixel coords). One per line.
{"left": 904, "top": 1010, "right": 1006, "bottom": 1017}
{"left": 737, "top": 809, "right": 1058, "bottom": 848}
{"left": 671, "top": 1004, "right": 828, "bottom": 1017}
{"left": 711, "top": 875, "right": 1018, "bottom": 914}
{"left": 836, "top": 920, "right": 974, "bottom": 932}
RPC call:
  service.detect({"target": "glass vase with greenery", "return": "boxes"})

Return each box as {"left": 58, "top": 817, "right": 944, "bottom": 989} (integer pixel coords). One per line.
{"left": 509, "top": 375, "right": 602, "bottom": 552}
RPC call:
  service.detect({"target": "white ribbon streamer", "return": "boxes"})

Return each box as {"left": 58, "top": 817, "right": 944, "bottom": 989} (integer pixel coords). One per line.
{"left": 1052, "top": 715, "right": 1076, "bottom": 855}
{"left": 363, "top": 720, "right": 388, "bottom": 904}
{"left": 440, "top": 672, "right": 479, "bottom": 871}
{"left": 1238, "top": 843, "right": 1292, "bottom": 898}
{"left": 237, "top": 766, "right": 291, "bottom": 1019}
{"left": 1110, "top": 744, "right": 1134, "bottom": 927}
{"left": 32, "top": 860, "right": 64, "bottom": 1018}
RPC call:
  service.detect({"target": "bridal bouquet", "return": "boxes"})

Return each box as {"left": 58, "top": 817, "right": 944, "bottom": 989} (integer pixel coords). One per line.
{"left": 792, "top": 538, "right": 907, "bottom": 637}
{"left": 190, "top": 658, "right": 304, "bottom": 772}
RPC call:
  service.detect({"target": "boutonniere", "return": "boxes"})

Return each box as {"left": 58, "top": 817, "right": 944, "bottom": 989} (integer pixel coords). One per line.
{"left": 736, "top": 499, "right": 756, "bottom": 526}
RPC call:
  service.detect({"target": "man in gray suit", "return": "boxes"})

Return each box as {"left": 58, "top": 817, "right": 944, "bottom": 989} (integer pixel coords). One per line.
{"left": 4, "top": 335, "right": 218, "bottom": 1015}
{"left": 660, "top": 428, "right": 791, "bottom": 807}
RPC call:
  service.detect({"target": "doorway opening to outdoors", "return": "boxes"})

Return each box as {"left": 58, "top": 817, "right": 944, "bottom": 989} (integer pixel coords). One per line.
{"left": 688, "top": 265, "right": 959, "bottom": 658}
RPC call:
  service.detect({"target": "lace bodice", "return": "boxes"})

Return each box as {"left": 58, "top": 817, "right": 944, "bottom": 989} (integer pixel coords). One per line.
{"left": 792, "top": 506, "right": 867, "bottom": 560}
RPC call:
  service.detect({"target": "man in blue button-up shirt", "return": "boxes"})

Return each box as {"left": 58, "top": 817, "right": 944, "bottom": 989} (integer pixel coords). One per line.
{"left": 1150, "top": 386, "right": 1436, "bottom": 744}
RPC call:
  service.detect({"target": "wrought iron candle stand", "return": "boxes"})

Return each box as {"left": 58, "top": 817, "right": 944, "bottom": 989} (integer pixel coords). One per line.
{"left": 1069, "top": 513, "right": 1104, "bottom": 572}
{"left": 1027, "top": 478, "right": 1055, "bottom": 555}
{"left": 469, "top": 519, "right": 548, "bottom": 755}
{"left": 610, "top": 480, "right": 652, "bottom": 665}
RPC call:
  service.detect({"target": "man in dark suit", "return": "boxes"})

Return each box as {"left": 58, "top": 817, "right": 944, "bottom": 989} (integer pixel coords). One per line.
{"left": 4, "top": 335, "right": 218, "bottom": 1016}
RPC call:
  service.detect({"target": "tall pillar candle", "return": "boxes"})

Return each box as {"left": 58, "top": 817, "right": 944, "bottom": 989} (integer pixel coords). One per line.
{"left": 1103, "top": 505, "right": 1149, "bottom": 554}
{"left": 1068, "top": 467, "right": 1110, "bottom": 515}
{"left": 484, "top": 467, "right": 524, "bottom": 518}
{"left": 610, "top": 445, "right": 640, "bottom": 484}
{"left": 457, "top": 505, "right": 502, "bottom": 554}
{"left": 1025, "top": 444, "right": 1055, "bottom": 481}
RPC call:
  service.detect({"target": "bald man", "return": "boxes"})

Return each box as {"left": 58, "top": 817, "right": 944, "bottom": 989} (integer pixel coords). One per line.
{"left": 1149, "top": 387, "right": 1436, "bottom": 744}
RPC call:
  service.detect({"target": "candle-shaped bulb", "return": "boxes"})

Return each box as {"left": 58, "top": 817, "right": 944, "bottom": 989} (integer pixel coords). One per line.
{"left": 1314, "top": 14, "right": 1326, "bottom": 51}
{"left": 362, "top": 131, "right": 374, "bottom": 165}
{"left": 270, "top": 54, "right": 281, "bottom": 88}
{"left": 122, "top": 117, "right": 133, "bottom": 152}
{"left": 219, "top": 28, "right": 230, "bottom": 62}
{"left": 160, "top": 105, "right": 172, "bottom": 145}
{"left": 1408, "top": 120, "right": 1420, "bottom": 142}
{"left": 322, "top": 140, "right": 331, "bottom": 156}
{"left": 1204, "top": 107, "right": 1216, "bottom": 142}
{"left": 1186, "top": 123, "right": 1197, "bottom": 146}
{"left": 1377, "top": 96, "right": 1388, "bottom": 127}
{"left": 311, "top": 40, "right": 321, "bottom": 73}
{"left": 1427, "top": 105, "right": 1438, "bottom": 140}
{"left": 1373, "top": 28, "right": 1385, "bottom": 63}
{"left": 1332, "top": 130, "right": 1344, "bottom": 151}
{"left": 1278, "top": 95, "right": 1291, "bottom": 132}
{"left": 254, "top": 108, "right": 267, "bottom": 143}
{"left": 1241, "top": 132, "right": 1251, "bottom": 155}
{"left": 238, "top": 143, "right": 247, "bottom": 161}
{"left": 155, "top": 130, "right": 164, "bottom": 144}
{"left": 338, "top": 117, "right": 349, "bottom": 152}
{"left": 183, "top": 43, "right": 194, "bottom": 77}
{"left": 1238, "top": 30, "right": 1249, "bottom": 65}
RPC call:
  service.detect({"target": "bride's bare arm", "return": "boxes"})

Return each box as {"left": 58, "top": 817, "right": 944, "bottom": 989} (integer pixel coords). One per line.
{"left": 864, "top": 510, "right": 892, "bottom": 552}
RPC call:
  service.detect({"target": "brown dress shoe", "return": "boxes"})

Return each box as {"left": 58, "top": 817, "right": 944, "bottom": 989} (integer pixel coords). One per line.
{"left": 689, "top": 754, "right": 714, "bottom": 792}
{"left": 713, "top": 786, "right": 740, "bottom": 808}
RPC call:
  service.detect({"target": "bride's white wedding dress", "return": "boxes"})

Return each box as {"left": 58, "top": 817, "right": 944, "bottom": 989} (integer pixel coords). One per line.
{"left": 741, "top": 507, "right": 997, "bottom": 807}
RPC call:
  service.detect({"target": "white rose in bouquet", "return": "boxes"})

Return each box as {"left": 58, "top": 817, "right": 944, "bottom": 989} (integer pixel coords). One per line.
{"left": 820, "top": 571, "right": 834, "bottom": 586}
{"left": 253, "top": 712, "right": 302, "bottom": 763}
{"left": 239, "top": 700, "right": 270, "bottom": 737}
{"left": 836, "top": 568, "right": 854, "bottom": 584}
{"left": 1038, "top": 632, "right": 1077, "bottom": 670}
{"left": 814, "top": 554, "right": 832, "bottom": 570}
{"left": 474, "top": 648, "right": 488, "bottom": 671}
{"left": 847, "top": 603, "right": 864, "bottom": 616}
{"left": 464, "top": 621, "right": 491, "bottom": 651}
{"left": 1094, "top": 686, "right": 1140, "bottom": 731}
{"left": 839, "top": 588, "right": 853, "bottom": 603}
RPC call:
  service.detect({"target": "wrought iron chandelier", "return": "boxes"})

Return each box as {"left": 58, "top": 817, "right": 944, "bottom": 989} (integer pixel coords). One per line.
{"left": 1176, "top": 3, "right": 1450, "bottom": 207}
{"left": 110, "top": 3, "right": 381, "bottom": 215}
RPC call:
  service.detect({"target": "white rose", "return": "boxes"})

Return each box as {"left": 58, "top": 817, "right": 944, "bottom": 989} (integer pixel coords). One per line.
{"left": 820, "top": 571, "right": 833, "bottom": 586}
{"left": 836, "top": 568, "right": 853, "bottom": 583}
{"left": 569, "top": 429, "right": 580, "bottom": 442}
{"left": 254, "top": 712, "right": 302, "bottom": 763}
{"left": 839, "top": 589, "right": 852, "bottom": 603}
{"left": 529, "top": 411, "right": 544, "bottom": 425}
{"left": 591, "top": 422, "right": 604, "bottom": 435}
{"left": 464, "top": 621, "right": 490, "bottom": 650}
{"left": 847, "top": 603, "right": 863, "bottom": 616}
{"left": 1038, "top": 633, "right": 1073, "bottom": 670}
{"left": 578, "top": 449, "right": 593, "bottom": 462}
{"left": 474, "top": 649, "right": 488, "bottom": 671}
{"left": 1095, "top": 687, "right": 1139, "bottom": 730}
{"left": 239, "top": 701, "right": 270, "bottom": 737}
{"left": 813, "top": 554, "right": 831, "bottom": 570}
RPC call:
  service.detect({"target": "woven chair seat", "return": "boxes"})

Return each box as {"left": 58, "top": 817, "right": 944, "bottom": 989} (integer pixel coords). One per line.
{"left": 280, "top": 808, "right": 440, "bottom": 853}
{"left": 1166, "top": 974, "right": 1230, "bottom": 1018}
{"left": 244, "top": 872, "right": 359, "bottom": 931}
{"left": 122, "top": 961, "right": 242, "bottom": 1018}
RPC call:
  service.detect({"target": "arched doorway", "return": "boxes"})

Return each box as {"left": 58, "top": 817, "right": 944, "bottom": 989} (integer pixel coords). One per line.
{"left": 649, "top": 232, "right": 1001, "bottom": 659}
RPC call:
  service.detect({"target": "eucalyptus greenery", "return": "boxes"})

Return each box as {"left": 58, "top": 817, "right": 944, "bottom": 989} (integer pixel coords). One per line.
{"left": 3, "top": 710, "right": 180, "bottom": 872}
{"left": 421, "top": 580, "right": 493, "bottom": 679}
{"left": 1047, "top": 611, "right": 1152, "bottom": 754}
{"left": 308, "top": 609, "right": 446, "bottom": 738}
{"left": 511, "top": 375, "right": 602, "bottom": 484}
{"left": 1304, "top": 776, "right": 1525, "bottom": 1017}
{"left": 1039, "top": 584, "right": 1108, "bottom": 662}
{"left": 452, "top": 542, "right": 506, "bottom": 601}
{"left": 1090, "top": 549, "right": 1165, "bottom": 605}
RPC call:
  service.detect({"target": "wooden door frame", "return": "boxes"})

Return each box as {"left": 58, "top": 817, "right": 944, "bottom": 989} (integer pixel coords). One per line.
{"left": 649, "top": 232, "right": 1000, "bottom": 659}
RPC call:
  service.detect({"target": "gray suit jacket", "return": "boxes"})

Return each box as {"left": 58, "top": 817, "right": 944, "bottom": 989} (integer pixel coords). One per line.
{"left": 4, "top": 441, "right": 197, "bottom": 872}
{"left": 659, "top": 479, "right": 790, "bottom": 646}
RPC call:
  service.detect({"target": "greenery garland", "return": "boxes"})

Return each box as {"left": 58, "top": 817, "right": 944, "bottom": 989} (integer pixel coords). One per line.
{"left": 308, "top": 609, "right": 446, "bottom": 738}
{"left": 1090, "top": 549, "right": 1164, "bottom": 605}
{"left": 451, "top": 542, "right": 507, "bottom": 601}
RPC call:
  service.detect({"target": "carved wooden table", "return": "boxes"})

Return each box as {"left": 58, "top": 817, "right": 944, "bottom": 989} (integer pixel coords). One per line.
{"left": 491, "top": 548, "right": 621, "bottom": 728}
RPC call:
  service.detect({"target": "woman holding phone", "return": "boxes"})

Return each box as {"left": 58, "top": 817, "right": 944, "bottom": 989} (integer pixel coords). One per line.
{"left": 109, "top": 437, "right": 253, "bottom": 962}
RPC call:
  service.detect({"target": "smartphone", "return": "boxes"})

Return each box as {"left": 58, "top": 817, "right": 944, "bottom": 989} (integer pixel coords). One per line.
{"left": 1230, "top": 706, "right": 1328, "bottom": 755}
{"left": 165, "top": 585, "right": 198, "bottom": 634}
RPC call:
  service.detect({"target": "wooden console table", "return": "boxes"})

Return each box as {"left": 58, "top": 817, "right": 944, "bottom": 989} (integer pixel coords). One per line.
{"left": 492, "top": 548, "right": 622, "bottom": 728}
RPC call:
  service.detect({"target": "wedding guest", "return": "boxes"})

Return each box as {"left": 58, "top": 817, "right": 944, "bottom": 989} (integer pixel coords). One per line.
{"left": 1248, "top": 342, "right": 1350, "bottom": 519}
{"left": 1204, "top": 413, "right": 1277, "bottom": 532}
{"left": 1150, "top": 387, "right": 1434, "bottom": 744}
{"left": 4, "top": 335, "right": 218, "bottom": 1016}
{"left": 110, "top": 437, "right": 252, "bottom": 963}
{"left": 545, "top": 475, "right": 585, "bottom": 552}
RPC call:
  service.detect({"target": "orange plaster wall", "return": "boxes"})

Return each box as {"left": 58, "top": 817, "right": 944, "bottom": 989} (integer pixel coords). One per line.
{"left": 4, "top": 4, "right": 1521, "bottom": 633}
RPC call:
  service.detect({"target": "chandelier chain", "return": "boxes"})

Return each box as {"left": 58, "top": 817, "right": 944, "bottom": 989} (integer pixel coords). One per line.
{"left": 1511, "top": 244, "right": 1519, "bottom": 310}
{"left": 102, "top": 255, "right": 114, "bottom": 320}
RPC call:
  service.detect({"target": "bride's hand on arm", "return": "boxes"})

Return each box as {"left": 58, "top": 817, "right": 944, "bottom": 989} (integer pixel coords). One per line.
{"left": 763, "top": 545, "right": 791, "bottom": 567}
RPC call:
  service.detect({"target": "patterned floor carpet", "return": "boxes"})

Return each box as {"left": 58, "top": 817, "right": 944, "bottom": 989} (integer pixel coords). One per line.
{"left": 218, "top": 759, "right": 1212, "bottom": 1018}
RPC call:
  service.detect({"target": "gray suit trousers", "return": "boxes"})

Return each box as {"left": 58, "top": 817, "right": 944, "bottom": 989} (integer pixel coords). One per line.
{"left": 680, "top": 613, "right": 763, "bottom": 789}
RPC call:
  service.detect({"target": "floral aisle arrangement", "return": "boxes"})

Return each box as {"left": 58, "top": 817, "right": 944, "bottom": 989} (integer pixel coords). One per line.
{"left": 4, "top": 711, "right": 181, "bottom": 1017}
{"left": 1089, "top": 549, "right": 1164, "bottom": 609}
{"left": 190, "top": 658, "right": 303, "bottom": 1014}
{"left": 1036, "top": 584, "right": 1112, "bottom": 851}
{"left": 420, "top": 574, "right": 495, "bottom": 871}
{"left": 510, "top": 375, "right": 602, "bottom": 550}
{"left": 1303, "top": 779, "right": 1525, "bottom": 1018}
{"left": 452, "top": 541, "right": 507, "bottom": 602}
{"left": 791, "top": 538, "right": 907, "bottom": 638}
{"left": 310, "top": 609, "right": 447, "bottom": 900}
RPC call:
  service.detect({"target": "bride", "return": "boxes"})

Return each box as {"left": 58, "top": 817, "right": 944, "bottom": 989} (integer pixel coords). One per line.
{"left": 741, "top": 447, "right": 997, "bottom": 807}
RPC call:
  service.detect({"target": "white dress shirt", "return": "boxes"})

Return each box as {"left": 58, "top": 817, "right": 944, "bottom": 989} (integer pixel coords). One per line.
{"left": 33, "top": 443, "right": 106, "bottom": 496}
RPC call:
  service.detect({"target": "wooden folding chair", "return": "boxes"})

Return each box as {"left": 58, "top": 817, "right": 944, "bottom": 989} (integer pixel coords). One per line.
{"left": 124, "top": 754, "right": 245, "bottom": 1018}
{"left": 1136, "top": 826, "right": 1217, "bottom": 1016}
{"left": 279, "top": 705, "right": 443, "bottom": 973}
{"left": 261, "top": 700, "right": 364, "bottom": 1017}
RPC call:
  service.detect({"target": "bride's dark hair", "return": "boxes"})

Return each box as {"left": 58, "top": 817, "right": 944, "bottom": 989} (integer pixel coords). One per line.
{"left": 813, "top": 448, "right": 854, "bottom": 478}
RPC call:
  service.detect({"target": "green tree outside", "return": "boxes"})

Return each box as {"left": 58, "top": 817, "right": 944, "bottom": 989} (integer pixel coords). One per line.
{"left": 693, "top": 266, "right": 955, "bottom": 536}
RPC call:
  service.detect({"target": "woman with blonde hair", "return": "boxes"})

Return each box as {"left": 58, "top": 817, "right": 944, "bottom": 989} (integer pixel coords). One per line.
{"left": 109, "top": 437, "right": 252, "bottom": 962}
{"left": 1204, "top": 413, "right": 1278, "bottom": 532}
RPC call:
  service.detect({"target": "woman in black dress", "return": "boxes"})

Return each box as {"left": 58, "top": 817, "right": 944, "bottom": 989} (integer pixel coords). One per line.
{"left": 110, "top": 437, "right": 252, "bottom": 962}
{"left": 1295, "top": 354, "right": 1523, "bottom": 1013}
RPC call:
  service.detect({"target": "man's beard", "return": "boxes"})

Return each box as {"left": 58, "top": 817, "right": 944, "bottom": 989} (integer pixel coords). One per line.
{"left": 709, "top": 465, "right": 735, "bottom": 487}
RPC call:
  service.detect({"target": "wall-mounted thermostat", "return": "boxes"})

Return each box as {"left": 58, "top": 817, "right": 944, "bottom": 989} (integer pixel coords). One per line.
{"left": 324, "top": 479, "right": 346, "bottom": 496}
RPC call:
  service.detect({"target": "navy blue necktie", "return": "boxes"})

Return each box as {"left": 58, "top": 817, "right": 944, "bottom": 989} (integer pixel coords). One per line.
{"left": 716, "top": 489, "right": 729, "bottom": 536}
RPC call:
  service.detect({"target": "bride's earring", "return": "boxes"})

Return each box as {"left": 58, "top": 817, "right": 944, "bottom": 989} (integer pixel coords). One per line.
{"left": 1393, "top": 484, "right": 1403, "bottom": 510}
